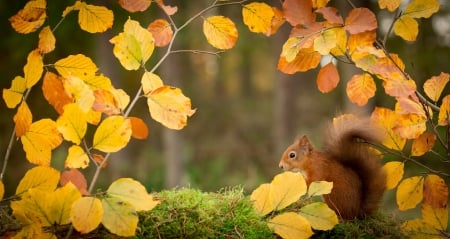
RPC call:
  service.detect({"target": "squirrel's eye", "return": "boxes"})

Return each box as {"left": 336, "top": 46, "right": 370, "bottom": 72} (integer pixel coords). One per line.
{"left": 288, "top": 151, "right": 296, "bottom": 159}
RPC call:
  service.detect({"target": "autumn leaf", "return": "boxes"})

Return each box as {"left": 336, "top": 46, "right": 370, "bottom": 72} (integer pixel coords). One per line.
{"left": 402, "top": 219, "right": 441, "bottom": 238}
{"left": 65, "top": 145, "right": 89, "bottom": 169}
{"left": 41, "top": 72, "right": 74, "bottom": 114}
{"left": 146, "top": 86, "right": 196, "bottom": 130}
{"left": 383, "top": 78, "right": 417, "bottom": 99}
{"left": 141, "top": 72, "right": 163, "bottom": 94}
{"left": 57, "top": 103, "right": 87, "bottom": 145}
{"left": 250, "top": 183, "right": 273, "bottom": 216}
{"left": 24, "top": 49, "right": 44, "bottom": 89}
{"left": 282, "top": 0, "right": 314, "bottom": 27}
{"left": 397, "top": 176, "right": 424, "bottom": 211}
{"left": 278, "top": 47, "right": 321, "bottom": 74}
{"left": 271, "top": 172, "right": 307, "bottom": 211}
{"left": 299, "top": 202, "right": 338, "bottom": 230}
{"left": 371, "top": 107, "right": 406, "bottom": 151}
{"left": 129, "top": 117, "right": 149, "bottom": 139}
{"left": 102, "top": 196, "right": 138, "bottom": 237}
{"left": 110, "top": 19, "right": 155, "bottom": 70}
{"left": 203, "top": 16, "right": 238, "bottom": 50}
{"left": 346, "top": 73, "right": 376, "bottom": 106}
{"left": 9, "top": 0, "right": 46, "bottom": 34}
{"left": 156, "top": 0, "right": 178, "bottom": 16}
{"left": 317, "top": 62, "right": 339, "bottom": 93}
{"left": 61, "top": 169, "right": 89, "bottom": 195}
{"left": 93, "top": 116, "right": 132, "bottom": 153}
{"left": 147, "top": 19, "right": 173, "bottom": 47}
{"left": 242, "top": 2, "right": 274, "bottom": 35}
{"left": 54, "top": 54, "right": 98, "bottom": 79}
{"left": 344, "top": 8, "right": 377, "bottom": 34}
{"left": 16, "top": 166, "right": 60, "bottom": 196}
{"left": 3, "top": 76, "right": 26, "bottom": 109}
{"left": 393, "top": 113, "right": 426, "bottom": 139}
{"left": 423, "top": 174, "right": 448, "bottom": 208}
{"left": 395, "top": 96, "right": 427, "bottom": 116}
{"left": 63, "top": 75, "right": 95, "bottom": 113}
{"left": 119, "top": 0, "right": 151, "bottom": 12}
{"left": 383, "top": 161, "right": 404, "bottom": 190}
{"left": 71, "top": 197, "right": 103, "bottom": 234}
{"left": 307, "top": 181, "right": 333, "bottom": 197}
{"left": 394, "top": 16, "right": 418, "bottom": 41}
{"left": 267, "top": 7, "right": 285, "bottom": 36}
{"left": 423, "top": 72, "right": 450, "bottom": 102}
{"left": 347, "top": 30, "right": 376, "bottom": 54}
{"left": 411, "top": 133, "right": 436, "bottom": 156}
{"left": 0, "top": 181, "right": 4, "bottom": 200}
{"left": 38, "top": 26, "right": 55, "bottom": 54}
{"left": 421, "top": 203, "right": 448, "bottom": 231}
{"left": 47, "top": 182, "right": 82, "bottom": 225}
{"left": 313, "top": 29, "right": 338, "bottom": 55}
{"left": 107, "top": 178, "right": 160, "bottom": 211}
{"left": 438, "top": 95, "right": 450, "bottom": 126}
{"left": 92, "top": 89, "right": 121, "bottom": 115}
{"left": 268, "top": 212, "right": 313, "bottom": 239}
{"left": 73, "top": 1, "right": 113, "bottom": 33}
{"left": 403, "top": 0, "right": 440, "bottom": 19}
{"left": 14, "top": 102, "right": 32, "bottom": 137}
{"left": 316, "top": 7, "right": 344, "bottom": 25}
{"left": 378, "top": 0, "right": 401, "bottom": 12}
{"left": 21, "top": 119, "right": 63, "bottom": 166}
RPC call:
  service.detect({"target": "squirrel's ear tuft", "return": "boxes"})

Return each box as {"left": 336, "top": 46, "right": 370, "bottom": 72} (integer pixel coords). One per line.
{"left": 296, "top": 135, "right": 313, "bottom": 153}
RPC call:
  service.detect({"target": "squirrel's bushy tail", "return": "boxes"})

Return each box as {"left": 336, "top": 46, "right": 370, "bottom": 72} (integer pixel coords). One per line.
{"left": 325, "top": 115, "right": 386, "bottom": 217}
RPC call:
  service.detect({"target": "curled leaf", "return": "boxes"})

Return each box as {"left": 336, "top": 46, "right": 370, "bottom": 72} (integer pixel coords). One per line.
{"left": 9, "top": 0, "right": 46, "bottom": 34}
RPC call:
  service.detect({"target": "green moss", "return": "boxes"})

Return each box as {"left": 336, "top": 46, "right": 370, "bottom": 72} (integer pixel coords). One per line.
{"left": 136, "top": 187, "right": 274, "bottom": 239}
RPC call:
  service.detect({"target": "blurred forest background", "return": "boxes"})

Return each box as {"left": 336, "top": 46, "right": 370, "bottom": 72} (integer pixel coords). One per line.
{"left": 1, "top": 0, "right": 450, "bottom": 218}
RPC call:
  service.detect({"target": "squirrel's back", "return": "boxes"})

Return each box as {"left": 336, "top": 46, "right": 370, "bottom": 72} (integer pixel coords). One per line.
{"left": 279, "top": 115, "right": 386, "bottom": 219}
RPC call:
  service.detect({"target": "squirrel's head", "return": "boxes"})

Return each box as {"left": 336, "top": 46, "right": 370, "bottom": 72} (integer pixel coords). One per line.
{"left": 278, "top": 135, "right": 313, "bottom": 172}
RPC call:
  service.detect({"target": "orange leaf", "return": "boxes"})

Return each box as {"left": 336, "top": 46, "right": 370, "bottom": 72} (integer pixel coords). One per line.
{"left": 156, "top": 0, "right": 178, "bottom": 16}
{"left": 278, "top": 47, "right": 321, "bottom": 74}
{"left": 344, "top": 8, "right": 377, "bottom": 34}
{"left": 42, "top": 72, "right": 73, "bottom": 114}
{"left": 411, "top": 133, "right": 436, "bottom": 157}
{"left": 316, "top": 7, "right": 343, "bottom": 25}
{"left": 346, "top": 73, "right": 375, "bottom": 106}
{"left": 347, "top": 30, "right": 376, "bottom": 54}
{"left": 383, "top": 78, "right": 416, "bottom": 98}
{"left": 423, "top": 72, "right": 450, "bottom": 102}
{"left": 3, "top": 76, "right": 26, "bottom": 109}
{"left": 118, "top": 0, "right": 151, "bottom": 12}
{"left": 282, "top": 0, "right": 314, "bottom": 26}
{"left": 147, "top": 19, "right": 173, "bottom": 47}
{"left": 129, "top": 117, "right": 149, "bottom": 140}
{"left": 203, "top": 16, "right": 238, "bottom": 50}
{"left": 38, "top": 26, "right": 56, "bottom": 54}
{"left": 14, "top": 102, "right": 32, "bottom": 137}
{"left": 93, "top": 89, "right": 121, "bottom": 115}
{"left": 393, "top": 113, "right": 426, "bottom": 139}
{"left": 395, "top": 96, "right": 427, "bottom": 117}
{"left": 61, "top": 169, "right": 89, "bottom": 196}
{"left": 423, "top": 174, "right": 449, "bottom": 208}
{"left": 439, "top": 95, "right": 450, "bottom": 126}
{"left": 9, "top": 0, "right": 46, "bottom": 34}
{"left": 93, "top": 154, "right": 108, "bottom": 168}
{"left": 317, "top": 63, "right": 339, "bottom": 93}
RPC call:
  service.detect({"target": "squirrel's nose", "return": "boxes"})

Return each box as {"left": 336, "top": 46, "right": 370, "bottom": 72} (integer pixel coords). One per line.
{"left": 278, "top": 162, "right": 284, "bottom": 169}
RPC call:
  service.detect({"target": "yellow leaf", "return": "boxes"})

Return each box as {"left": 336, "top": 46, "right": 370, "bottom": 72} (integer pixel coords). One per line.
{"left": 57, "top": 103, "right": 87, "bottom": 145}
{"left": 313, "top": 29, "right": 337, "bottom": 55}
{"left": 393, "top": 113, "right": 427, "bottom": 139}
{"left": 65, "top": 145, "right": 89, "bottom": 169}
{"left": 383, "top": 161, "right": 404, "bottom": 190}
{"left": 348, "top": 30, "right": 376, "bottom": 54}
{"left": 54, "top": 54, "right": 98, "bottom": 79}
{"left": 397, "top": 176, "right": 424, "bottom": 211}
{"left": 141, "top": 72, "right": 163, "bottom": 94}
{"left": 48, "top": 182, "right": 82, "bottom": 225}
{"left": 71, "top": 197, "right": 103, "bottom": 234}
{"left": 107, "top": 178, "right": 160, "bottom": 211}
{"left": 3, "top": 76, "right": 26, "bottom": 108}
{"left": 371, "top": 107, "right": 406, "bottom": 151}
{"left": 9, "top": 0, "right": 46, "bottom": 34}
{"left": 24, "top": 49, "right": 44, "bottom": 88}
{"left": 281, "top": 37, "right": 304, "bottom": 63}
{"left": 102, "top": 196, "right": 138, "bottom": 237}
{"left": 74, "top": 1, "right": 113, "bottom": 33}
{"left": 93, "top": 116, "right": 132, "bottom": 153}
{"left": 250, "top": 183, "right": 273, "bottom": 216}
{"left": 38, "top": 26, "right": 55, "bottom": 54}
{"left": 403, "top": 0, "right": 440, "bottom": 19}
{"left": 63, "top": 75, "right": 95, "bottom": 113}
{"left": 438, "top": 95, "right": 450, "bottom": 126}
{"left": 12, "top": 189, "right": 53, "bottom": 228}
{"left": 242, "top": 2, "right": 274, "bottom": 35}
{"left": 422, "top": 203, "right": 448, "bottom": 231}
{"left": 423, "top": 174, "right": 448, "bottom": 208}
{"left": 402, "top": 219, "right": 441, "bottom": 239}
{"left": 14, "top": 101, "right": 32, "bottom": 137}
{"left": 312, "top": 0, "right": 330, "bottom": 8}
{"left": 111, "top": 88, "right": 130, "bottom": 111}
{"left": 0, "top": 181, "right": 4, "bottom": 200}
{"left": 16, "top": 166, "right": 60, "bottom": 196}
{"left": 268, "top": 212, "right": 313, "bottom": 239}
{"left": 299, "top": 202, "right": 338, "bottom": 230}
{"left": 146, "top": 86, "right": 196, "bottom": 130}
{"left": 271, "top": 172, "right": 307, "bottom": 211}
{"left": 110, "top": 19, "right": 155, "bottom": 70}
{"left": 423, "top": 72, "right": 450, "bottom": 102}
{"left": 307, "top": 181, "right": 333, "bottom": 197}
{"left": 203, "top": 16, "right": 238, "bottom": 50}
{"left": 346, "top": 73, "right": 376, "bottom": 106}
{"left": 411, "top": 133, "right": 436, "bottom": 156}
{"left": 394, "top": 16, "right": 418, "bottom": 41}
{"left": 330, "top": 27, "right": 347, "bottom": 56}
{"left": 21, "top": 119, "right": 63, "bottom": 166}
{"left": 378, "top": 0, "right": 401, "bottom": 11}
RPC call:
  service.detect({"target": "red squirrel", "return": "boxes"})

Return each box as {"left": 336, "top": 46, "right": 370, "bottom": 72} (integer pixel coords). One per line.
{"left": 278, "top": 116, "right": 386, "bottom": 220}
